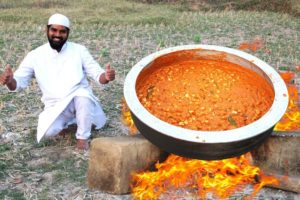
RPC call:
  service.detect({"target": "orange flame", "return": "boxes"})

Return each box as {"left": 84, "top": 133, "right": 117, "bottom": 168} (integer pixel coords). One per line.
{"left": 121, "top": 98, "right": 138, "bottom": 135}
{"left": 121, "top": 99, "right": 279, "bottom": 199}
{"left": 238, "top": 37, "right": 266, "bottom": 53}
{"left": 274, "top": 71, "right": 300, "bottom": 131}
{"left": 131, "top": 154, "right": 279, "bottom": 199}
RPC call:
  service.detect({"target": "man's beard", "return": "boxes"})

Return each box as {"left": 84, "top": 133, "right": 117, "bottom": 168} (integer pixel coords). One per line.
{"left": 48, "top": 36, "right": 67, "bottom": 52}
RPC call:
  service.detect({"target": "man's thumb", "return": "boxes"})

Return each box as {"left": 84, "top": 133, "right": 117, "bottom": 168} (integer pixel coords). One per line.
{"left": 106, "top": 63, "right": 111, "bottom": 71}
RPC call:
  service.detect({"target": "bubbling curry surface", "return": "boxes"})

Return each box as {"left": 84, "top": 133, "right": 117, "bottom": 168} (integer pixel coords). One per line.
{"left": 136, "top": 59, "right": 274, "bottom": 131}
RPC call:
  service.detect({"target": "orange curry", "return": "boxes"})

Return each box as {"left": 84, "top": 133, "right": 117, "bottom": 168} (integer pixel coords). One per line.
{"left": 136, "top": 59, "right": 274, "bottom": 131}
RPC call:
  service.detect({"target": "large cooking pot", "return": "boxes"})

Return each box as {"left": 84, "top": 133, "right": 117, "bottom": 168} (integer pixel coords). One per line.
{"left": 123, "top": 45, "right": 288, "bottom": 160}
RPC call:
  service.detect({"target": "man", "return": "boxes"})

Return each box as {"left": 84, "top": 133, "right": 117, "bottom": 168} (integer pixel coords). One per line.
{"left": 0, "top": 13, "right": 115, "bottom": 150}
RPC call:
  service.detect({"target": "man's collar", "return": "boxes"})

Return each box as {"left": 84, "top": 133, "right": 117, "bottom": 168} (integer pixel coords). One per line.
{"left": 47, "top": 42, "right": 68, "bottom": 53}
{"left": 60, "top": 42, "right": 67, "bottom": 52}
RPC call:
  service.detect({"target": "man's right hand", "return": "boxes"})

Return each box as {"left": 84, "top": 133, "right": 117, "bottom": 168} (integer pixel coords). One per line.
{"left": 0, "top": 64, "right": 16, "bottom": 90}
{"left": 0, "top": 64, "right": 14, "bottom": 85}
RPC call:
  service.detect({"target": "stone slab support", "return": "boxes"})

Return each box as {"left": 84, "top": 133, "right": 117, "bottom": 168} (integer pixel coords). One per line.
{"left": 87, "top": 134, "right": 168, "bottom": 194}
{"left": 251, "top": 132, "right": 300, "bottom": 193}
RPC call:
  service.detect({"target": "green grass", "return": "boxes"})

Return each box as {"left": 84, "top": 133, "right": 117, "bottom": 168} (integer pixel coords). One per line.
{"left": 0, "top": 93, "right": 14, "bottom": 101}
{"left": 0, "top": 189, "right": 25, "bottom": 200}
{"left": 0, "top": 0, "right": 299, "bottom": 199}
{"left": 0, "top": 160, "right": 9, "bottom": 178}
{"left": 54, "top": 158, "right": 88, "bottom": 183}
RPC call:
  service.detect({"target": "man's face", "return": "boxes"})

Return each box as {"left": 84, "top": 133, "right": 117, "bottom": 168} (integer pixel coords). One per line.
{"left": 47, "top": 24, "right": 69, "bottom": 51}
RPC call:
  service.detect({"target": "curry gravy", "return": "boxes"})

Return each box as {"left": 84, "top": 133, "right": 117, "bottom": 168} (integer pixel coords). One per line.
{"left": 136, "top": 59, "right": 274, "bottom": 131}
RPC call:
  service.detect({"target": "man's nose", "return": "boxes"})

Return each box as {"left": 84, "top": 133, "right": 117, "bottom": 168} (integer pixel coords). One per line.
{"left": 54, "top": 32, "right": 62, "bottom": 37}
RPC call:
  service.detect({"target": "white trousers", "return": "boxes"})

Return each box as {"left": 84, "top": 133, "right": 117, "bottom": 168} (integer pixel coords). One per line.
{"left": 44, "top": 96, "right": 94, "bottom": 140}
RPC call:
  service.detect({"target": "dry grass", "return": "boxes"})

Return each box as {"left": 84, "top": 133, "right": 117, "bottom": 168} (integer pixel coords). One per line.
{"left": 0, "top": 0, "right": 299, "bottom": 199}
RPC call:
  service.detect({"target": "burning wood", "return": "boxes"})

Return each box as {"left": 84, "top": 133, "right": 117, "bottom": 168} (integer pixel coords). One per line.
{"left": 130, "top": 153, "right": 279, "bottom": 199}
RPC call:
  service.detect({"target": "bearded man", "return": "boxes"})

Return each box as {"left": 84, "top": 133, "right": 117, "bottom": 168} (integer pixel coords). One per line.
{"left": 0, "top": 13, "right": 115, "bottom": 150}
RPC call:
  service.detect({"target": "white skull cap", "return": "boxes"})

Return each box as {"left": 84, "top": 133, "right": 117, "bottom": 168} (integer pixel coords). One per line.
{"left": 48, "top": 13, "right": 70, "bottom": 28}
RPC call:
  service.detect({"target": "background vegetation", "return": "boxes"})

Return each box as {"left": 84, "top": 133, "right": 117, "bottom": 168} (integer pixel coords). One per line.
{"left": 0, "top": 0, "right": 299, "bottom": 199}
{"left": 131, "top": 0, "right": 300, "bottom": 16}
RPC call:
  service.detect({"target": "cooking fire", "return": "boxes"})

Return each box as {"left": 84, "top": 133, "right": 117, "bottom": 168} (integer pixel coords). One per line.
{"left": 121, "top": 45, "right": 296, "bottom": 199}
{"left": 122, "top": 101, "right": 283, "bottom": 199}
{"left": 131, "top": 153, "right": 279, "bottom": 199}
{"left": 121, "top": 69, "right": 299, "bottom": 199}
{"left": 123, "top": 84, "right": 298, "bottom": 199}
{"left": 275, "top": 70, "right": 300, "bottom": 131}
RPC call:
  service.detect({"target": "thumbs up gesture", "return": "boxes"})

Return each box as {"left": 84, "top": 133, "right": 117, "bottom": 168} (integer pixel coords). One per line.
{"left": 104, "top": 63, "right": 115, "bottom": 82}
{"left": 0, "top": 64, "right": 14, "bottom": 85}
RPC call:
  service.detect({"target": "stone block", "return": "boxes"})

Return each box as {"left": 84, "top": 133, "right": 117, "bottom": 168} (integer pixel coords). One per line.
{"left": 87, "top": 134, "right": 168, "bottom": 194}
{"left": 251, "top": 131, "right": 300, "bottom": 193}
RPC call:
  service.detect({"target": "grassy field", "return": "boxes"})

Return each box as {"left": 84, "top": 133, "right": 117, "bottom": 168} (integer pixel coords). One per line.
{"left": 0, "top": 0, "right": 299, "bottom": 199}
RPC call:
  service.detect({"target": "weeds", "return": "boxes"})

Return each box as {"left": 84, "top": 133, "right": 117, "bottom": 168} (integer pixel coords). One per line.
{"left": 100, "top": 48, "right": 110, "bottom": 57}
{"left": 193, "top": 34, "right": 201, "bottom": 43}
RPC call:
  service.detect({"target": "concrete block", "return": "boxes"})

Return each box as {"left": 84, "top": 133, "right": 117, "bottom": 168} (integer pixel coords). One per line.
{"left": 251, "top": 131, "right": 300, "bottom": 193}
{"left": 87, "top": 134, "right": 168, "bottom": 194}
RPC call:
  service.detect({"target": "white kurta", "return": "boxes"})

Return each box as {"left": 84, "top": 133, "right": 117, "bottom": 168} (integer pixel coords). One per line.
{"left": 12, "top": 42, "right": 107, "bottom": 142}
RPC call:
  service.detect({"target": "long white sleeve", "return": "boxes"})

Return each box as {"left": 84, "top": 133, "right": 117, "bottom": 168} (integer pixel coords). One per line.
{"left": 13, "top": 52, "right": 35, "bottom": 91}
{"left": 80, "top": 46, "right": 105, "bottom": 84}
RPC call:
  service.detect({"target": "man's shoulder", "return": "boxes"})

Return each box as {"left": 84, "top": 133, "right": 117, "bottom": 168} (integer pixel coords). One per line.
{"left": 25, "top": 43, "right": 48, "bottom": 57}
{"left": 30, "top": 43, "right": 49, "bottom": 52}
{"left": 65, "top": 42, "right": 90, "bottom": 56}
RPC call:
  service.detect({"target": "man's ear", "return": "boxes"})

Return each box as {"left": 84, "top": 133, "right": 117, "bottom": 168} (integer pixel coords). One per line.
{"left": 45, "top": 25, "right": 49, "bottom": 34}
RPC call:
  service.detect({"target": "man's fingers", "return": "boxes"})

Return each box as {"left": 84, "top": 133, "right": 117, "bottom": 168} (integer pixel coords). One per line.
{"left": 0, "top": 64, "right": 13, "bottom": 85}
{"left": 0, "top": 73, "right": 7, "bottom": 85}
{"left": 0, "top": 75, "right": 5, "bottom": 84}
{"left": 104, "top": 63, "right": 116, "bottom": 81}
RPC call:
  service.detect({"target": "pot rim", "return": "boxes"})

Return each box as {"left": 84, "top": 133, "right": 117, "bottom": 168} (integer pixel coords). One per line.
{"left": 124, "top": 44, "right": 289, "bottom": 144}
